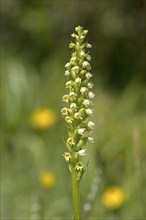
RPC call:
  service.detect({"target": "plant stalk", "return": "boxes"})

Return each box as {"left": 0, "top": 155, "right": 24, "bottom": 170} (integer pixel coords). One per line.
{"left": 72, "top": 168, "right": 82, "bottom": 220}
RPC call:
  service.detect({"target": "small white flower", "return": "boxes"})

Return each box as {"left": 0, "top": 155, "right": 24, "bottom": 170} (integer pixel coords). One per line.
{"left": 65, "top": 70, "right": 70, "bottom": 76}
{"left": 80, "top": 87, "right": 88, "bottom": 95}
{"left": 61, "top": 107, "right": 70, "bottom": 116}
{"left": 75, "top": 162, "right": 84, "bottom": 171}
{"left": 88, "top": 91, "right": 95, "bottom": 99}
{"left": 83, "top": 99, "right": 91, "bottom": 107}
{"left": 80, "top": 51, "right": 85, "bottom": 57}
{"left": 78, "top": 128, "right": 86, "bottom": 135}
{"left": 65, "top": 81, "right": 74, "bottom": 89}
{"left": 62, "top": 94, "right": 69, "bottom": 103}
{"left": 69, "top": 92, "right": 77, "bottom": 101}
{"left": 63, "top": 152, "right": 71, "bottom": 162}
{"left": 82, "top": 61, "right": 90, "bottom": 69}
{"left": 67, "top": 137, "right": 75, "bottom": 146}
{"left": 74, "top": 112, "right": 83, "bottom": 120}
{"left": 78, "top": 149, "right": 86, "bottom": 156}
{"left": 65, "top": 116, "right": 73, "bottom": 124}
{"left": 75, "top": 77, "right": 81, "bottom": 84}
{"left": 87, "top": 121, "right": 95, "bottom": 129}
{"left": 71, "top": 66, "right": 79, "bottom": 73}
{"left": 70, "top": 103, "right": 77, "bottom": 109}
{"left": 70, "top": 56, "right": 76, "bottom": 62}
{"left": 85, "top": 109, "right": 93, "bottom": 115}
{"left": 86, "top": 72, "right": 92, "bottom": 79}
{"left": 88, "top": 137, "right": 94, "bottom": 143}
{"left": 65, "top": 62, "right": 71, "bottom": 68}
{"left": 87, "top": 82, "right": 94, "bottom": 89}
{"left": 75, "top": 26, "right": 82, "bottom": 32}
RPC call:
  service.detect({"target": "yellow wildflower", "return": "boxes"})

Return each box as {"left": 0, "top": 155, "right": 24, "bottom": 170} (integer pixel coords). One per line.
{"left": 40, "top": 171, "right": 56, "bottom": 189}
{"left": 31, "top": 108, "right": 57, "bottom": 129}
{"left": 102, "top": 186, "right": 126, "bottom": 209}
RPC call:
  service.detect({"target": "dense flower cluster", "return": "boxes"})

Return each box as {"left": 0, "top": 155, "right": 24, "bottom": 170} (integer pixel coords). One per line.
{"left": 61, "top": 26, "right": 94, "bottom": 180}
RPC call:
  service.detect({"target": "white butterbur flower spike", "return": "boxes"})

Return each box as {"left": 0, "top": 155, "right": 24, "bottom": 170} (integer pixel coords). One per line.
{"left": 61, "top": 26, "right": 94, "bottom": 219}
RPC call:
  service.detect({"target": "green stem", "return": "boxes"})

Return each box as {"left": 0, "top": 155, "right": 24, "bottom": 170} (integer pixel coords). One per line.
{"left": 72, "top": 168, "right": 82, "bottom": 220}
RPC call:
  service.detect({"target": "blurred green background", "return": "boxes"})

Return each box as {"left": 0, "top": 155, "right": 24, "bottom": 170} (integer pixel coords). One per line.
{"left": 1, "top": 0, "right": 145, "bottom": 219}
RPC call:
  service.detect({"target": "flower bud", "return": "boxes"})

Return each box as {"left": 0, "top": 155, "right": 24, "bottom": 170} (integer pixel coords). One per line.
{"left": 83, "top": 30, "right": 88, "bottom": 35}
{"left": 80, "top": 51, "right": 85, "bottom": 58}
{"left": 86, "top": 43, "right": 92, "bottom": 48}
{"left": 69, "top": 43, "right": 75, "bottom": 48}
{"left": 78, "top": 149, "right": 86, "bottom": 156}
{"left": 75, "top": 26, "right": 82, "bottom": 32}
{"left": 65, "top": 62, "right": 71, "bottom": 68}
